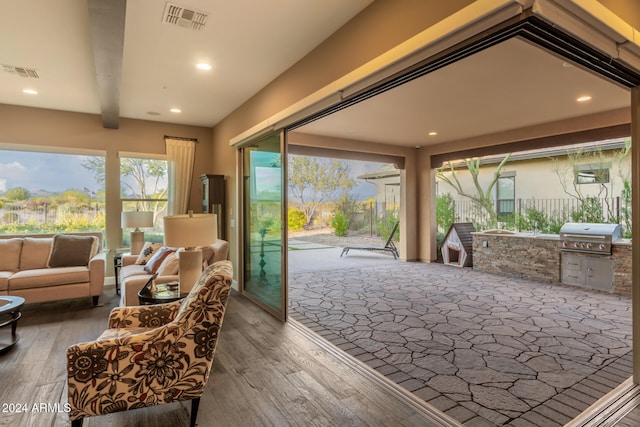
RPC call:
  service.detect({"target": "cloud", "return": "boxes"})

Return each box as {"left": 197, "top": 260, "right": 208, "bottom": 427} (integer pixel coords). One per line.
{"left": 0, "top": 161, "right": 27, "bottom": 173}
{"left": 0, "top": 178, "right": 6, "bottom": 192}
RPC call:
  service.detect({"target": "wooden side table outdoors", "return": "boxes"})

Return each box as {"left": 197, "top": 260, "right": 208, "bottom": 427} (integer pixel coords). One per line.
{"left": 0, "top": 296, "right": 25, "bottom": 353}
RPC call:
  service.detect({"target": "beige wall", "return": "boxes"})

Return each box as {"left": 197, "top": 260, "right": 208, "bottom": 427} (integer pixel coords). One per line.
{"left": 439, "top": 153, "right": 632, "bottom": 208}
{"left": 211, "top": 0, "right": 475, "bottom": 265}
{"left": 0, "top": 103, "right": 214, "bottom": 275}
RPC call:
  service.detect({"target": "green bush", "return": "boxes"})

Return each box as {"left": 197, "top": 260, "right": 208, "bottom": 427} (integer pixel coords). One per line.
{"left": 436, "top": 193, "right": 455, "bottom": 233}
{"left": 288, "top": 209, "right": 306, "bottom": 231}
{"left": 375, "top": 213, "right": 399, "bottom": 242}
{"left": 571, "top": 197, "right": 605, "bottom": 223}
{"left": 331, "top": 209, "right": 349, "bottom": 237}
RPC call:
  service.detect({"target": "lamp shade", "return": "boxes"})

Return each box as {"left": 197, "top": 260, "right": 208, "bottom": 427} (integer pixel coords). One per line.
{"left": 164, "top": 213, "right": 218, "bottom": 248}
{"left": 121, "top": 211, "right": 154, "bottom": 229}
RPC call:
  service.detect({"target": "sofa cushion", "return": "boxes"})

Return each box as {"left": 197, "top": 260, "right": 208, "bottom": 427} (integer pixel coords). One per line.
{"left": 48, "top": 234, "right": 95, "bottom": 268}
{"left": 157, "top": 252, "right": 179, "bottom": 276}
{"left": 143, "top": 247, "right": 174, "bottom": 274}
{"left": 9, "top": 267, "right": 90, "bottom": 290}
{"left": 0, "top": 272, "right": 11, "bottom": 291}
{"left": 19, "top": 237, "right": 53, "bottom": 270}
{"left": 120, "top": 264, "right": 150, "bottom": 280}
{"left": 0, "top": 238, "right": 23, "bottom": 272}
{"left": 135, "top": 242, "right": 163, "bottom": 265}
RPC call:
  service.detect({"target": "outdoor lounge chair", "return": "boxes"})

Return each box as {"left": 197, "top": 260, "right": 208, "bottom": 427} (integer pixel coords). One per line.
{"left": 340, "top": 221, "right": 400, "bottom": 259}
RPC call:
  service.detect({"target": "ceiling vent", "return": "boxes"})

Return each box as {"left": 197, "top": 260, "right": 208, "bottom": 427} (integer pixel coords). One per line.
{"left": 1, "top": 64, "right": 39, "bottom": 79}
{"left": 162, "top": 2, "right": 207, "bottom": 31}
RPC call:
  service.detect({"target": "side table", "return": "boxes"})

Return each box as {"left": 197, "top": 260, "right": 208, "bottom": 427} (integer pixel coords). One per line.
{"left": 138, "top": 278, "right": 187, "bottom": 305}
{"left": 0, "top": 296, "right": 25, "bottom": 353}
{"left": 113, "top": 253, "right": 128, "bottom": 295}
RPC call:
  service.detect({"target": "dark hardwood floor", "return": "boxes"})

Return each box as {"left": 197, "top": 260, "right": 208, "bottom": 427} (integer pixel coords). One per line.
{"left": 0, "top": 291, "right": 450, "bottom": 427}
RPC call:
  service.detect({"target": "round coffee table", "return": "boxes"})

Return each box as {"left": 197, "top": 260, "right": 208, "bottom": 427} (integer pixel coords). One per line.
{"left": 0, "top": 296, "right": 25, "bottom": 353}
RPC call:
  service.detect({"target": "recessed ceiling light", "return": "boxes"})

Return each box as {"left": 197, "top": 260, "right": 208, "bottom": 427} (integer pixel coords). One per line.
{"left": 170, "top": 108, "right": 182, "bottom": 113}
{"left": 577, "top": 95, "right": 592, "bottom": 102}
{"left": 196, "top": 62, "right": 212, "bottom": 70}
{"left": 428, "top": 131, "right": 438, "bottom": 136}
{"left": 22, "top": 88, "right": 38, "bottom": 95}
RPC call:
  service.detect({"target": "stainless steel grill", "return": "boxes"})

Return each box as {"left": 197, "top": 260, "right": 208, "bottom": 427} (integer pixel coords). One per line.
{"left": 559, "top": 223, "right": 621, "bottom": 255}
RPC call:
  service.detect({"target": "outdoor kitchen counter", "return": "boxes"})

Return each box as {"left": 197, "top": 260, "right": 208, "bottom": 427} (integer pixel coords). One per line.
{"left": 471, "top": 231, "right": 632, "bottom": 295}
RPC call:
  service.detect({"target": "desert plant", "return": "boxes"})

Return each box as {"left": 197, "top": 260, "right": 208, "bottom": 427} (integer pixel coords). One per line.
{"left": 375, "top": 212, "right": 399, "bottom": 242}
{"left": 288, "top": 208, "right": 306, "bottom": 231}
{"left": 331, "top": 209, "right": 349, "bottom": 237}
{"left": 436, "top": 193, "right": 456, "bottom": 233}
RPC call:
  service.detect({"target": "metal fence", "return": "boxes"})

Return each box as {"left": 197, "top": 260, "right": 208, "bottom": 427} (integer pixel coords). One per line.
{"left": 0, "top": 203, "right": 104, "bottom": 228}
{"left": 450, "top": 196, "right": 631, "bottom": 235}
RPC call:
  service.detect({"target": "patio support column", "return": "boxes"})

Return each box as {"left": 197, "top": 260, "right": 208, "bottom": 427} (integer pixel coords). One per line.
{"left": 417, "top": 148, "right": 436, "bottom": 262}
{"left": 632, "top": 85, "right": 640, "bottom": 383}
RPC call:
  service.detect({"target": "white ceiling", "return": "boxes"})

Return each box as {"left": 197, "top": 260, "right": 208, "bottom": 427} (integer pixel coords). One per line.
{"left": 0, "top": 1, "right": 632, "bottom": 149}
{"left": 0, "top": 0, "right": 372, "bottom": 127}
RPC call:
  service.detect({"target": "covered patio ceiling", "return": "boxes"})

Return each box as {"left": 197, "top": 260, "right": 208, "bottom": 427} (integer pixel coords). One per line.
{"left": 292, "top": 35, "right": 631, "bottom": 157}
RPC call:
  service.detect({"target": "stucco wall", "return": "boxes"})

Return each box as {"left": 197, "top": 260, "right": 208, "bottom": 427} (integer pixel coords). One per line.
{"left": 438, "top": 149, "right": 632, "bottom": 211}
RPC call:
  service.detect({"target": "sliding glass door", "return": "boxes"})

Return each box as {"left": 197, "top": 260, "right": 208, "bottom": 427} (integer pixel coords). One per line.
{"left": 240, "top": 131, "right": 287, "bottom": 321}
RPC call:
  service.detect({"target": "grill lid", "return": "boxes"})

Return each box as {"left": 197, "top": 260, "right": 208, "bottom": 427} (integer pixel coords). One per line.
{"left": 559, "top": 223, "right": 621, "bottom": 239}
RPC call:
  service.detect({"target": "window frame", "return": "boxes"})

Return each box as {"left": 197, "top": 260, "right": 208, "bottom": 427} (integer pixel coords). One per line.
{"left": 496, "top": 172, "right": 516, "bottom": 217}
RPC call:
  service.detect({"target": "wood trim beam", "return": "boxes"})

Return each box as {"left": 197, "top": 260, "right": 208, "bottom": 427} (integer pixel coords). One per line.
{"left": 88, "top": 0, "right": 126, "bottom": 129}
{"left": 430, "top": 124, "right": 631, "bottom": 168}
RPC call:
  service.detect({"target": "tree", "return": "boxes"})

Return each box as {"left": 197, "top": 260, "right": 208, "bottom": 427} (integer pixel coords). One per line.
{"left": 82, "top": 157, "right": 167, "bottom": 220}
{"left": 551, "top": 140, "right": 630, "bottom": 224}
{"left": 436, "top": 154, "right": 511, "bottom": 229}
{"left": 288, "top": 156, "right": 355, "bottom": 226}
{"left": 5, "top": 187, "right": 31, "bottom": 201}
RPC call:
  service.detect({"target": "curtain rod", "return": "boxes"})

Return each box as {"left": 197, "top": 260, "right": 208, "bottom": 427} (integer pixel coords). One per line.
{"left": 164, "top": 135, "right": 199, "bottom": 143}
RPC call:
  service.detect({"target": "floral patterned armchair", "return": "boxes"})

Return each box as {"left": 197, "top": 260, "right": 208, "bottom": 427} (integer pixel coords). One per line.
{"left": 66, "top": 260, "right": 233, "bottom": 427}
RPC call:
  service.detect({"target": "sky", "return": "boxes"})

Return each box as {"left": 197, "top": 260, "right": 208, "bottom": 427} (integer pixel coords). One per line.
{"left": 0, "top": 150, "right": 101, "bottom": 194}
{"left": 0, "top": 149, "right": 390, "bottom": 200}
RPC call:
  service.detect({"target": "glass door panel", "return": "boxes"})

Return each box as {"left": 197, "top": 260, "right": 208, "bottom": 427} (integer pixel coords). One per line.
{"left": 241, "top": 131, "right": 287, "bottom": 320}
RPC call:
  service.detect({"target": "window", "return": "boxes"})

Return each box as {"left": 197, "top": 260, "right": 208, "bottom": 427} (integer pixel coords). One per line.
{"left": 575, "top": 164, "right": 610, "bottom": 184}
{"left": 120, "top": 155, "right": 168, "bottom": 245}
{"left": 0, "top": 148, "right": 105, "bottom": 235}
{"left": 496, "top": 172, "right": 515, "bottom": 217}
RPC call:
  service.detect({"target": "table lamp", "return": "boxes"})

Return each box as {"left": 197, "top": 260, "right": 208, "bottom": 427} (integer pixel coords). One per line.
{"left": 121, "top": 211, "right": 154, "bottom": 255}
{"left": 163, "top": 212, "right": 217, "bottom": 293}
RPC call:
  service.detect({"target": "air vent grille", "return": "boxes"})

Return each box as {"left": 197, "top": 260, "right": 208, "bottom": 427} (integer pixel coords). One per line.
{"left": 162, "top": 2, "right": 207, "bottom": 31}
{"left": 2, "top": 64, "right": 39, "bottom": 78}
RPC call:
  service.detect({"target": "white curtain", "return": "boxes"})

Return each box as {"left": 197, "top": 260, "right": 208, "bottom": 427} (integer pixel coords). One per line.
{"left": 165, "top": 137, "right": 196, "bottom": 215}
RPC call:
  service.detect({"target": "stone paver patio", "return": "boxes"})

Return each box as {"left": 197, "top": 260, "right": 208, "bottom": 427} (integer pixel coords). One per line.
{"left": 288, "top": 247, "right": 632, "bottom": 426}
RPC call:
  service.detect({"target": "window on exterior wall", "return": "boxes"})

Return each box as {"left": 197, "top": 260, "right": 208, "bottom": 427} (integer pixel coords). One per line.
{"left": 575, "top": 164, "right": 610, "bottom": 184}
{"left": 496, "top": 173, "right": 515, "bottom": 217}
{"left": 0, "top": 148, "right": 105, "bottom": 235}
{"left": 120, "top": 155, "right": 168, "bottom": 245}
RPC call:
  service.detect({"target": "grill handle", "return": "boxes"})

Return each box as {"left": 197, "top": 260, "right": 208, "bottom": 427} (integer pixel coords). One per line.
{"left": 561, "top": 234, "right": 607, "bottom": 240}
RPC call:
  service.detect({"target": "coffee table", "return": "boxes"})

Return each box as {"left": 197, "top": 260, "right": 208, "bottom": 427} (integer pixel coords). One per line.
{"left": 0, "top": 296, "right": 25, "bottom": 353}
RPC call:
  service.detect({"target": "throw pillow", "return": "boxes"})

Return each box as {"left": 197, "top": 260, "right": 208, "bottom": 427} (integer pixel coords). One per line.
{"left": 157, "top": 252, "right": 179, "bottom": 276}
{"left": 135, "top": 242, "right": 163, "bottom": 265}
{"left": 143, "top": 247, "right": 174, "bottom": 274}
{"left": 48, "top": 234, "right": 94, "bottom": 268}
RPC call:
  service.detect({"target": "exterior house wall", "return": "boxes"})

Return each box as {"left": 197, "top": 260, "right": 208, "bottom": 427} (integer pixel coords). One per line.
{"left": 437, "top": 148, "right": 632, "bottom": 225}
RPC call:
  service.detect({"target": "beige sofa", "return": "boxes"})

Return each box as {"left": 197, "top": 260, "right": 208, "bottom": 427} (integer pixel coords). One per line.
{"left": 0, "top": 232, "right": 105, "bottom": 305}
{"left": 119, "top": 239, "right": 229, "bottom": 306}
